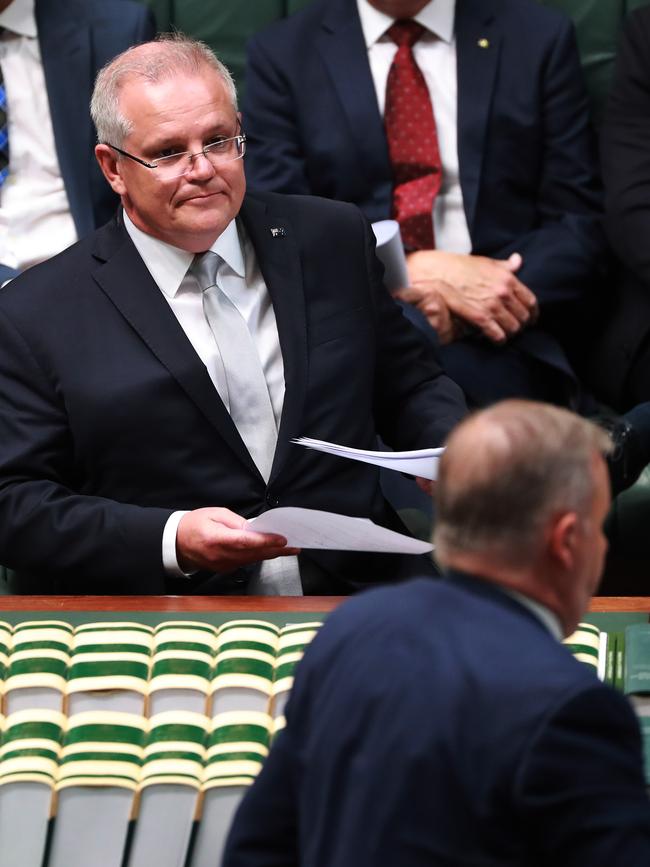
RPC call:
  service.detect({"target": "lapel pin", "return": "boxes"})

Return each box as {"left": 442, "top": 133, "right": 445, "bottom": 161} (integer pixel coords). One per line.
{"left": 478, "top": 38, "right": 489, "bottom": 48}
{"left": 270, "top": 227, "right": 286, "bottom": 237}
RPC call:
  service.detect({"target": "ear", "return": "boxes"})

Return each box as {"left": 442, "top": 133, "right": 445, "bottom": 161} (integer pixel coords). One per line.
{"left": 548, "top": 511, "right": 579, "bottom": 571}
{"left": 95, "top": 144, "right": 127, "bottom": 196}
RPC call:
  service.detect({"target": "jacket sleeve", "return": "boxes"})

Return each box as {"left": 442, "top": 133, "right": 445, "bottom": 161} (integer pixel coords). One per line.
{"left": 489, "top": 18, "right": 606, "bottom": 315}
{"left": 0, "top": 304, "right": 172, "bottom": 591}
{"left": 601, "top": 10, "right": 650, "bottom": 288}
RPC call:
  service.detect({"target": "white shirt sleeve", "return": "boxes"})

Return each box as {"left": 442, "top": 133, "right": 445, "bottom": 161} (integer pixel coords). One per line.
{"left": 162, "top": 510, "right": 193, "bottom": 577}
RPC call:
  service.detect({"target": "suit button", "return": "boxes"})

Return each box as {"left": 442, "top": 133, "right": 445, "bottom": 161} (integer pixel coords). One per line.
{"left": 265, "top": 493, "right": 279, "bottom": 507}
{"left": 234, "top": 576, "right": 246, "bottom": 585}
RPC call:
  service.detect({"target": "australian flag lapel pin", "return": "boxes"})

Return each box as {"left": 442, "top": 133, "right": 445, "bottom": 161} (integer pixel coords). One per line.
{"left": 270, "top": 227, "right": 286, "bottom": 238}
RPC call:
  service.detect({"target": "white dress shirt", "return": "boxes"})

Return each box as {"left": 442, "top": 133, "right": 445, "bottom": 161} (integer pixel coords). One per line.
{"left": 357, "top": 0, "right": 472, "bottom": 254}
{"left": 0, "top": 0, "right": 77, "bottom": 271}
{"left": 123, "top": 211, "right": 291, "bottom": 585}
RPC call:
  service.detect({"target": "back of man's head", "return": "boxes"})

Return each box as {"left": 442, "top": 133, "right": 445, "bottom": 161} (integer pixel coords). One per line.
{"left": 434, "top": 400, "right": 611, "bottom": 570}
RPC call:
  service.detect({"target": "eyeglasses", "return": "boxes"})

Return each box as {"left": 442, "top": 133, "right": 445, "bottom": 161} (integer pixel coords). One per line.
{"left": 106, "top": 133, "right": 247, "bottom": 180}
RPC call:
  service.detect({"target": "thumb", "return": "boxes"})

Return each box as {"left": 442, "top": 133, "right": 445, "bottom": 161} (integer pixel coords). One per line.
{"left": 501, "top": 252, "right": 523, "bottom": 272}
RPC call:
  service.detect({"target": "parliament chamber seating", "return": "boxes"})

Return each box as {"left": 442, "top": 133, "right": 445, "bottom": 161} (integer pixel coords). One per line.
{"left": 0, "top": 595, "right": 647, "bottom": 866}
{"left": 0, "top": 607, "right": 323, "bottom": 867}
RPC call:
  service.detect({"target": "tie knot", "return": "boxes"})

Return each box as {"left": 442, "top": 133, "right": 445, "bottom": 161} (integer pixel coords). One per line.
{"left": 191, "top": 250, "right": 221, "bottom": 292}
{"left": 387, "top": 19, "right": 425, "bottom": 48}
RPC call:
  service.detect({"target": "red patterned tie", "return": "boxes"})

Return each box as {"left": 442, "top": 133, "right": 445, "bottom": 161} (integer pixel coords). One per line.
{"left": 384, "top": 20, "right": 442, "bottom": 250}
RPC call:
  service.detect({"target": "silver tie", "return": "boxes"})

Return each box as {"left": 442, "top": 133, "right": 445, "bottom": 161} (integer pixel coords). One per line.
{"left": 192, "top": 250, "right": 302, "bottom": 595}
{"left": 192, "top": 250, "right": 277, "bottom": 482}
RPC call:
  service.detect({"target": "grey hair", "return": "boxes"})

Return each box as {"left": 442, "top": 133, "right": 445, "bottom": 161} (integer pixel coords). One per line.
{"left": 90, "top": 32, "right": 238, "bottom": 146}
{"left": 433, "top": 400, "right": 613, "bottom": 567}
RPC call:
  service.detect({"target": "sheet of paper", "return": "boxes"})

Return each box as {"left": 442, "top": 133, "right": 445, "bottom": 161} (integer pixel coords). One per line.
{"left": 372, "top": 219, "right": 409, "bottom": 292}
{"left": 292, "top": 437, "right": 444, "bottom": 480}
{"left": 246, "top": 507, "right": 433, "bottom": 554}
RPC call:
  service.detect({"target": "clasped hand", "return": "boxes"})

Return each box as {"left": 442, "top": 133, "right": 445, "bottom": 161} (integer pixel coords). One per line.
{"left": 396, "top": 250, "right": 538, "bottom": 345}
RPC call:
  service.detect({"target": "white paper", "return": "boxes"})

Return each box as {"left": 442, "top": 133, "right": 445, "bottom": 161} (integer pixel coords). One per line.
{"left": 292, "top": 436, "right": 444, "bottom": 480}
{"left": 246, "top": 507, "right": 433, "bottom": 554}
{"left": 372, "top": 219, "right": 409, "bottom": 292}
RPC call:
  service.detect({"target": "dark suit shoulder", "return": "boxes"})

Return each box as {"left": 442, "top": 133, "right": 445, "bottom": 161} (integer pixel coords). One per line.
{"left": 249, "top": 0, "right": 573, "bottom": 49}
{"left": 302, "top": 576, "right": 596, "bottom": 700}
{"left": 247, "top": 0, "right": 330, "bottom": 46}
{"left": 246, "top": 189, "right": 363, "bottom": 221}
{"left": 37, "top": 0, "right": 154, "bottom": 26}
{"left": 0, "top": 223, "right": 116, "bottom": 317}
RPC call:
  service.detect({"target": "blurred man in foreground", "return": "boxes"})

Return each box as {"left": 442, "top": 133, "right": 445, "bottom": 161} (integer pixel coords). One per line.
{"left": 224, "top": 400, "right": 650, "bottom": 866}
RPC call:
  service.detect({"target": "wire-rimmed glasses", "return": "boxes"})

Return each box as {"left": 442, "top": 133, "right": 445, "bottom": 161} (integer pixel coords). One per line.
{"left": 106, "top": 133, "right": 246, "bottom": 180}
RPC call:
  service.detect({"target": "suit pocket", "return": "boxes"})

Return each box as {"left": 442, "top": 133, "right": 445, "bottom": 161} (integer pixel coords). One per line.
{"left": 309, "top": 306, "right": 370, "bottom": 348}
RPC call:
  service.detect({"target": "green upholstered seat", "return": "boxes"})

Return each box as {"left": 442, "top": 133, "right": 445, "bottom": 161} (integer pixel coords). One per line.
{"left": 540, "top": 0, "right": 650, "bottom": 125}
{"left": 143, "top": 0, "right": 312, "bottom": 99}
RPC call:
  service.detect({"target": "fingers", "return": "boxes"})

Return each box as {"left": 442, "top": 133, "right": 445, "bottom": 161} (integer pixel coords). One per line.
{"left": 394, "top": 279, "right": 450, "bottom": 306}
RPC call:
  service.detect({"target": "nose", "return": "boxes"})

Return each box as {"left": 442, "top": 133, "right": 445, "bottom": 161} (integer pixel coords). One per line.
{"left": 186, "top": 150, "right": 216, "bottom": 180}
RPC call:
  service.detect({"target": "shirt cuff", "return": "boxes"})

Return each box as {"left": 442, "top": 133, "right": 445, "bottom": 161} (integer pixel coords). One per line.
{"left": 162, "top": 510, "right": 193, "bottom": 577}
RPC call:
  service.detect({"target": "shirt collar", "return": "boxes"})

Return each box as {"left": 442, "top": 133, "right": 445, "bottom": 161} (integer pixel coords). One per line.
{"left": 356, "top": 0, "right": 455, "bottom": 48}
{"left": 210, "top": 216, "right": 246, "bottom": 278}
{"left": 122, "top": 210, "right": 246, "bottom": 298}
{"left": 501, "top": 587, "right": 564, "bottom": 642}
{"left": 0, "top": 0, "right": 37, "bottom": 39}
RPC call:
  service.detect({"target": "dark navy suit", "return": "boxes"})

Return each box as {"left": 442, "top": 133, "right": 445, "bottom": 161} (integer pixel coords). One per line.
{"left": 0, "top": 194, "right": 465, "bottom": 594}
{"left": 0, "top": 0, "right": 155, "bottom": 283}
{"left": 224, "top": 573, "right": 650, "bottom": 866}
{"left": 243, "top": 0, "right": 606, "bottom": 406}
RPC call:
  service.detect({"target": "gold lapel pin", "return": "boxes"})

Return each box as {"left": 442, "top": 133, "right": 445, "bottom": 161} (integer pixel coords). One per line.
{"left": 478, "top": 38, "right": 489, "bottom": 48}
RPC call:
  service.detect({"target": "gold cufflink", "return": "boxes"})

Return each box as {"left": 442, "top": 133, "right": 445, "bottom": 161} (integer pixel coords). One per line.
{"left": 478, "top": 38, "right": 489, "bottom": 48}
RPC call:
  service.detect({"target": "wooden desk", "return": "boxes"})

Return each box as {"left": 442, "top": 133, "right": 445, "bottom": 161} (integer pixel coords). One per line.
{"left": 0, "top": 595, "right": 648, "bottom": 613}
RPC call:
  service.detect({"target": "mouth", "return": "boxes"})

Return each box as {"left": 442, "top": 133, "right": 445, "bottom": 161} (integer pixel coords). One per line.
{"left": 179, "top": 190, "right": 225, "bottom": 204}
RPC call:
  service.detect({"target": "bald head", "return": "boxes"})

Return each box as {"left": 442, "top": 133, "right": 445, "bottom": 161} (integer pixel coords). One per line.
{"left": 434, "top": 400, "right": 612, "bottom": 568}
{"left": 91, "top": 33, "right": 237, "bottom": 148}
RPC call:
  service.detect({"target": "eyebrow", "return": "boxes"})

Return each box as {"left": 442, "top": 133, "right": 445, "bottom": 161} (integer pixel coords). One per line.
{"left": 145, "top": 125, "right": 238, "bottom": 150}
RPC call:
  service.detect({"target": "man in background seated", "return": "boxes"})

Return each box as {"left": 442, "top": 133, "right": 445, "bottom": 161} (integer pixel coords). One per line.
{"left": 243, "top": 0, "right": 605, "bottom": 409}
{"left": 0, "top": 34, "right": 466, "bottom": 595}
{"left": 0, "top": 0, "right": 155, "bottom": 283}
{"left": 594, "top": 6, "right": 650, "bottom": 411}
{"left": 224, "top": 400, "right": 650, "bottom": 867}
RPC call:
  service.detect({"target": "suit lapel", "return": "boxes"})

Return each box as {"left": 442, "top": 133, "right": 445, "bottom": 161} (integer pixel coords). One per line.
{"left": 455, "top": 0, "right": 500, "bottom": 238}
{"left": 36, "top": 0, "right": 94, "bottom": 236}
{"left": 316, "top": 0, "right": 392, "bottom": 192}
{"left": 91, "top": 220, "right": 260, "bottom": 477}
{"left": 239, "top": 195, "right": 308, "bottom": 483}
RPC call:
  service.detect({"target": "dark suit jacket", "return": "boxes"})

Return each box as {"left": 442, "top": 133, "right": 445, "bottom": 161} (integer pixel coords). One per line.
{"left": 594, "top": 8, "right": 650, "bottom": 408}
{"left": 224, "top": 573, "right": 650, "bottom": 866}
{"left": 243, "top": 0, "right": 606, "bottom": 384}
{"left": 0, "top": 0, "right": 156, "bottom": 283}
{"left": 0, "top": 192, "right": 465, "bottom": 594}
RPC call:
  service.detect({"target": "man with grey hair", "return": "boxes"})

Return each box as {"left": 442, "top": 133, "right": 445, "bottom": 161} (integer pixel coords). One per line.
{"left": 224, "top": 400, "right": 650, "bottom": 866}
{"left": 0, "top": 34, "right": 466, "bottom": 594}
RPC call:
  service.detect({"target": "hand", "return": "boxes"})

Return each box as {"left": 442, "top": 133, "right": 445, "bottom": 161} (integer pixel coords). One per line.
{"left": 176, "top": 507, "right": 301, "bottom": 574}
{"left": 399, "top": 250, "right": 538, "bottom": 344}
{"left": 401, "top": 280, "right": 464, "bottom": 345}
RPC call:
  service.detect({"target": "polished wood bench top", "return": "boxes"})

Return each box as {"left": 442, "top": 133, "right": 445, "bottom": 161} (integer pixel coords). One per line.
{"left": 0, "top": 596, "right": 648, "bottom": 613}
